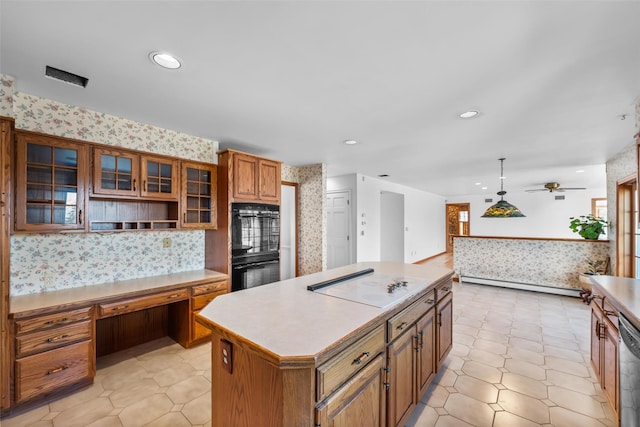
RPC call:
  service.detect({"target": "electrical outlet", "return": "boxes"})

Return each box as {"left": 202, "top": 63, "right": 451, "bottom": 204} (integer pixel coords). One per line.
{"left": 163, "top": 237, "right": 171, "bottom": 248}
{"left": 221, "top": 339, "right": 233, "bottom": 374}
{"left": 43, "top": 273, "right": 55, "bottom": 288}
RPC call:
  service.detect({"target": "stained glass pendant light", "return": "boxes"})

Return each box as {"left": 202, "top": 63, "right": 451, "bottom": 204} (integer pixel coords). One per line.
{"left": 482, "top": 158, "right": 525, "bottom": 218}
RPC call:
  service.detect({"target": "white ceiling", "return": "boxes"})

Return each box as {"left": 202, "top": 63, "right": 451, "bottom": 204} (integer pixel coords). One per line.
{"left": 1, "top": 1, "right": 639, "bottom": 197}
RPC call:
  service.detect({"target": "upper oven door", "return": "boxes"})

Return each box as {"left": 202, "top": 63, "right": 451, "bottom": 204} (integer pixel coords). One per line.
{"left": 231, "top": 203, "right": 280, "bottom": 258}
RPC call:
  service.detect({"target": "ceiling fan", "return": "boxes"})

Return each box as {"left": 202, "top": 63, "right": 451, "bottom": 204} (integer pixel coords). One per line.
{"left": 525, "top": 182, "right": 586, "bottom": 193}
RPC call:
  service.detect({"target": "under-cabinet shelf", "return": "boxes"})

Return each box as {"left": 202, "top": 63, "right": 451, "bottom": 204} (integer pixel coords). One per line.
{"left": 90, "top": 220, "right": 178, "bottom": 232}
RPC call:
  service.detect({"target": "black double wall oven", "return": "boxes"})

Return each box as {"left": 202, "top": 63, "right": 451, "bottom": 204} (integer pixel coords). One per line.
{"left": 231, "top": 203, "right": 280, "bottom": 292}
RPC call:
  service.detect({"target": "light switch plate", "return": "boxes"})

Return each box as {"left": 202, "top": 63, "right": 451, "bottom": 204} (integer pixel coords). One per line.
{"left": 221, "top": 339, "right": 232, "bottom": 374}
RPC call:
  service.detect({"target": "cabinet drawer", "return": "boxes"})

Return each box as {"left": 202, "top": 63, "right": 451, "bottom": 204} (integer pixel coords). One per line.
{"left": 192, "top": 289, "right": 226, "bottom": 311}
{"left": 16, "top": 320, "right": 92, "bottom": 358}
{"left": 15, "top": 341, "right": 92, "bottom": 403}
{"left": 98, "top": 289, "right": 188, "bottom": 318}
{"left": 316, "top": 324, "right": 385, "bottom": 401}
{"left": 15, "top": 307, "right": 92, "bottom": 335}
{"left": 192, "top": 280, "right": 227, "bottom": 296}
{"left": 435, "top": 281, "right": 452, "bottom": 302}
{"left": 388, "top": 291, "right": 435, "bottom": 343}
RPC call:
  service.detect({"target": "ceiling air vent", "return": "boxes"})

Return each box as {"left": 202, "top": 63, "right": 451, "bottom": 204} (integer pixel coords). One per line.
{"left": 45, "top": 66, "right": 89, "bottom": 88}
{"left": 485, "top": 198, "right": 493, "bottom": 203}
{"left": 555, "top": 195, "right": 565, "bottom": 200}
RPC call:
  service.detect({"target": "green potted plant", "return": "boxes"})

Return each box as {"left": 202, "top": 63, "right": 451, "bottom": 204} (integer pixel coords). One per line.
{"left": 569, "top": 214, "right": 608, "bottom": 239}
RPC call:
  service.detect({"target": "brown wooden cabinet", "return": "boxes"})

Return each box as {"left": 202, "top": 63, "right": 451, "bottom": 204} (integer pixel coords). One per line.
{"left": 436, "top": 292, "right": 453, "bottom": 371}
{"left": 12, "top": 307, "right": 94, "bottom": 404}
{"left": 182, "top": 279, "right": 227, "bottom": 347}
{"left": 225, "top": 150, "right": 281, "bottom": 204}
{"left": 1, "top": 118, "right": 13, "bottom": 411}
{"left": 590, "top": 293, "right": 619, "bottom": 419}
{"left": 316, "top": 354, "right": 386, "bottom": 427}
{"left": 386, "top": 291, "right": 437, "bottom": 427}
{"left": 180, "top": 161, "right": 217, "bottom": 229}
{"left": 14, "top": 131, "right": 88, "bottom": 232}
{"left": 93, "top": 147, "right": 178, "bottom": 200}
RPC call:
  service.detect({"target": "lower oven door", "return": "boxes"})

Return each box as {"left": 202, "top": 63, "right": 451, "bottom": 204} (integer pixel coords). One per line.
{"left": 232, "top": 259, "right": 280, "bottom": 292}
{"left": 619, "top": 314, "right": 640, "bottom": 426}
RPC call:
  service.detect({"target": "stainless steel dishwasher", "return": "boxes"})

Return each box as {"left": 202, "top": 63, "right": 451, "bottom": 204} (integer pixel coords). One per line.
{"left": 619, "top": 314, "right": 640, "bottom": 426}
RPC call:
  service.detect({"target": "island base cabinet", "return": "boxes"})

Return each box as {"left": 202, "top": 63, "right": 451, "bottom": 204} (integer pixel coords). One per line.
{"left": 315, "top": 354, "right": 386, "bottom": 427}
{"left": 436, "top": 292, "right": 453, "bottom": 370}
{"left": 386, "top": 327, "right": 417, "bottom": 427}
{"left": 590, "top": 295, "right": 619, "bottom": 420}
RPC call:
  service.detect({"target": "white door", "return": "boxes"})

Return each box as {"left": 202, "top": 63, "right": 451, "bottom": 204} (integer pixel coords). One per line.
{"left": 327, "top": 190, "right": 351, "bottom": 269}
{"left": 280, "top": 184, "right": 297, "bottom": 280}
{"left": 380, "top": 191, "right": 405, "bottom": 262}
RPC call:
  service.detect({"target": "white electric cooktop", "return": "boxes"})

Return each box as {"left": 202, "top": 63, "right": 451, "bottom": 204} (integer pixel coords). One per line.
{"left": 312, "top": 271, "right": 428, "bottom": 309}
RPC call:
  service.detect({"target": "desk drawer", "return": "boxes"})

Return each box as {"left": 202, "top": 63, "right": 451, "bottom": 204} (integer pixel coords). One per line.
{"left": 316, "top": 324, "right": 385, "bottom": 401}
{"left": 192, "top": 289, "right": 226, "bottom": 311}
{"left": 16, "top": 320, "right": 92, "bottom": 358}
{"left": 192, "top": 280, "right": 227, "bottom": 296}
{"left": 388, "top": 291, "right": 435, "bottom": 342}
{"left": 15, "top": 307, "right": 92, "bottom": 335}
{"left": 15, "top": 341, "right": 92, "bottom": 403}
{"left": 98, "top": 289, "right": 188, "bottom": 318}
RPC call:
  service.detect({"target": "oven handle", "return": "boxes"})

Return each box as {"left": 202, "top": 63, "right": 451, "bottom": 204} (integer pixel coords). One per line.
{"left": 233, "top": 259, "right": 279, "bottom": 270}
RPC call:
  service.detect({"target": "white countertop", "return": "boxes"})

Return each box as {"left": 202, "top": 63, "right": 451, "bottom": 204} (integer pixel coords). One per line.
{"left": 198, "top": 262, "right": 452, "bottom": 364}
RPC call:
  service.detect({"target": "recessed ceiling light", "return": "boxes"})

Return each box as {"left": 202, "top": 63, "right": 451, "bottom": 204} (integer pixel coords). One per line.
{"left": 576, "top": 170, "right": 585, "bottom": 173}
{"left": 482, "top": 186, "right": 488, "bottom": 190}
{"left": 150, "top": 52, "right": 181, "bottom": 69}
{"left": 475, "top": 182, "right": 481, "bottom": 186}
{"left": 459, "top": 110, "right": 479, "bottom": 119}
{"left": 343, "top": 140, "right": 358, "bottom": 145}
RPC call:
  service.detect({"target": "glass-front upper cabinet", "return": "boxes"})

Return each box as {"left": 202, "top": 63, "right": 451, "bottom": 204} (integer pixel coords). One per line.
{"left": 180, "top": 161, "right": 217, "bottom": 229}
{"left": 140, "top": 156, "right": 178, "bottom": 200}
{"left": 93, "top": 148, "right": 177, "bottom": 200}
{"left": 92, "top": 148, "right": 139, "bottom": 198}
{"left": 15, "top": 132, "right": 87, "bottom": 231}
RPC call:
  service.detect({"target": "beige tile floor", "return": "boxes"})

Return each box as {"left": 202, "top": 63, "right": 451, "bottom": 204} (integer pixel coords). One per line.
{"left": 1, "top": 281, "right": 616, "bottom": 426}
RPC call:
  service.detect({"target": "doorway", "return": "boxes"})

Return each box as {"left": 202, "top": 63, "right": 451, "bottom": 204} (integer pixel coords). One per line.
{"left": 280, "top": 182, "right": 298, "bottom": 279}
{"left": 445, "top": 203, "right": 470, "bottom": 252}
{"left": 616, "top": 175, "right": 637, "bottom": 277}
{"left": 327, "top": 190, "right": 352, "bottom": 269}
{"left": 380, "top": 191, "right": 405, "bottom": 262}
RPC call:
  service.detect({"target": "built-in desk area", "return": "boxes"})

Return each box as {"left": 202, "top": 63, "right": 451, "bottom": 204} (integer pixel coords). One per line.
{"left": 6, "top": 269, "right": 227, "bottom": 413}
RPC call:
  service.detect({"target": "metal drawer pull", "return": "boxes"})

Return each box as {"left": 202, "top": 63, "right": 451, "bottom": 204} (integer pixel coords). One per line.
{"left": 441, "top": 287, "right": 450, "bottom": 292}
{"left": 45, "top": 318, "right": 69, "bottom": 325}
{"left": 47, "top": 334, "right": 70, "bottom": 343}
{"left": 112, "top": 305, "right": 129, "bottom": 311}
{"left": 438, "top": 313, "right": 442, "bottom": 327}
{"left": 353, "top": 351, "right": 371, "bottom": 365}
{"left": 604, "top": 310, "right": 617, "bottom": 317}
{"left": 426, "top": 299, "right": 434, "bottom": 305}
{"left": 47, "top": 365, "right": 69, "bottom": 375}
{"left": 396, "top": 321, "right": 408, "bottom": 331}
{"left": 167, "top": 294, "right": 180, "bottom": 299}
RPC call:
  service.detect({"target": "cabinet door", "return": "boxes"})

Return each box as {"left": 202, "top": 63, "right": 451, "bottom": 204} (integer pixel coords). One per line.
{"left": 15, "top": 133, "right": 87, "bottom": 231}
{"left": 417, "top": 309, "right": 436, "bottom": 397}
{"left": 232, "top": 153, "right": 258, "bottom": 201}
{"left": 92, "top": 147, "right": 139, "bottom": 198}
{"left": 1, "top": 119, "right": 11, "bottom": 410}
{"left": 258, "top": 159, "right": 280, "bottom": 203}
{"left": 602, "top": 321, "right": 619, "bottom": 417}
{"left": 181, "top": 161, "right": 217, "bottom": 229}
{"left": 590, "top": 306, "right": 603, "bottom": 379}
{"left": 386, "top": 328, "right": 416, "bottom": 427}
{"left": 436, "top": 292, "right": 453, "bottom": 371}
{"left": 316, "top": 354, "right": 385, "bottom": 427}
{"left": 140, "top": 155, "right": 178, "bottom": 200}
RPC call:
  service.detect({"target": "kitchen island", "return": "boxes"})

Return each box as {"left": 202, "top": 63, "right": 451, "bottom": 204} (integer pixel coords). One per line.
{"left": 198, "top": 262, "right": 454, "bottom": 427}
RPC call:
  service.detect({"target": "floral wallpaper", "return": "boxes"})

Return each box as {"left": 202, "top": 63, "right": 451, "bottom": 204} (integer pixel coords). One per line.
{"left": 281, "top": 163, "right": 327, "bottom": 275}
{"left": 0, "top": 75, "right": 14, "bottom": 117}
{"left": 2, "top": 74, "right": 218, "bottom": 295}
{"left": 10, "top": 231, "right": 204, "bottom": 295}
{"left": 453, "top": 237, "right": 611, "bottom": 290}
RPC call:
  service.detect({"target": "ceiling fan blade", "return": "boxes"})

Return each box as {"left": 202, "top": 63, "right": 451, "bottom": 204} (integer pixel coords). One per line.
{"left": 558, "top": 187, "right": 586, "bottom": 191}
{"left": 525, "top": 189, "right": 549, "bottom": 192}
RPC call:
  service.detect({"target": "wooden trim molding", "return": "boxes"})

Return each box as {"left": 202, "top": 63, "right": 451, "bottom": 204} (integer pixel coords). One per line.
{"left": 413, "top": 251, "right": 446, "bottom": 264}
{"left": 281, "top": 181, "right": 299, "bottom": 277}
{"left": 453, "top": 235, "right": 610, "bottom": 243}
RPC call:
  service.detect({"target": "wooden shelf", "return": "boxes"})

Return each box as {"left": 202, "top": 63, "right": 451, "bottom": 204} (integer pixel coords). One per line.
{"left": 90, "top": 220, "right": 178, "bottom": 232}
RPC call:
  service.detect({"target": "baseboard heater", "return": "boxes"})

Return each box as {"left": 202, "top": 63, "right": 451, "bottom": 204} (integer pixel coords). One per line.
{"left": 459, "top": 276, "right": 581, "bottom": 297}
